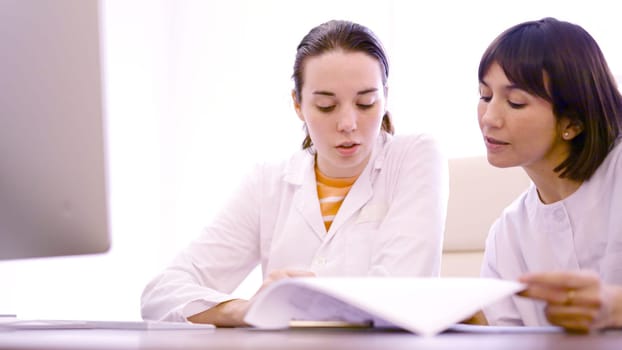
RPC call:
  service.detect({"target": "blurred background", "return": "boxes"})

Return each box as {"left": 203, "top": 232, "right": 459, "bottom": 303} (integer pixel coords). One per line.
{"left": 0, "top": 0, "right": 620, "bottom": 321}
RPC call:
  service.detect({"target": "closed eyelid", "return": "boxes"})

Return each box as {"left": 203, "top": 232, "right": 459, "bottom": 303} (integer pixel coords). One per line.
{"left": 357, "top": 96, "right": 376, "bottom": 103}
{"left": 316, "top": 105, "right": 335, "bottom": 112}
{"left": 313, "top": 95, "right": 336, "bottom": 107}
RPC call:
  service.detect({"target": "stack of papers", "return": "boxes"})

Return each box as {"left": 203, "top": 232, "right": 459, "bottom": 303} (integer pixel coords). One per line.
{"left": 244, "top": 277, "right": 526, "bottom": 336}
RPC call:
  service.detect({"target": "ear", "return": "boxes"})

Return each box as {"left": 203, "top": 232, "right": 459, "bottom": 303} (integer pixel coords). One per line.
{"left": 292, "top": 90, "right": 304, "bottom": 122}
{"left": 560, "top": 118, "right": 584, "bottom": 141}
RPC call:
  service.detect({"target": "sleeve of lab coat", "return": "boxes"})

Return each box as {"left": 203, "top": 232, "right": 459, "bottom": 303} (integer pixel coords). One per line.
{"left": 140, "top": 164, "right": 264, "bottom": 322}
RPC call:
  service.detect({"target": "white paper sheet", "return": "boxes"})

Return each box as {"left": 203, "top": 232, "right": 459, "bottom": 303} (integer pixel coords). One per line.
{"left": 244, "top": 277, "right": 525, "bottom": 336}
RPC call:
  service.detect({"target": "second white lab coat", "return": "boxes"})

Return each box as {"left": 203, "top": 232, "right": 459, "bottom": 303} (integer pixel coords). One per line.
{"left": 481, "top": 140, "right": 622, "bottom": 326}
{"left": 141, "top": 132, "right": 448, "bottom": 322}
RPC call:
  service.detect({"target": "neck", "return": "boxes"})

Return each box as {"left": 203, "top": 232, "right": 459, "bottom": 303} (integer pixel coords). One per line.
{"left": 525, "top": 168, "right": 582, "bottom": 204}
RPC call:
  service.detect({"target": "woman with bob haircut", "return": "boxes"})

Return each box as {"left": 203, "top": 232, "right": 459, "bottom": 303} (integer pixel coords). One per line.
{"left": 476, "top": 17, "right": 622, "bottom": 332}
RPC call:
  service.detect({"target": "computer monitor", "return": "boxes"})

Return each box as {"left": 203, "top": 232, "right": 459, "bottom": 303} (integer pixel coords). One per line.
{"left": 0, "top": 0, "right": 110, "bottom": 260}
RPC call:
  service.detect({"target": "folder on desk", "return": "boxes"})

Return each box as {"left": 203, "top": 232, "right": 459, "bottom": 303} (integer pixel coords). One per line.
{"left": 244, "top": 277, "right": 524, "bottom": 337}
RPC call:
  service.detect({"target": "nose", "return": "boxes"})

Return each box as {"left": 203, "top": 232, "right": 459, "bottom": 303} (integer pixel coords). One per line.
{"left": 337, "top": 106, "right": 357, "bottom": 133}
{"left": 478, "top": 99, "right": 503, "bottom": 129}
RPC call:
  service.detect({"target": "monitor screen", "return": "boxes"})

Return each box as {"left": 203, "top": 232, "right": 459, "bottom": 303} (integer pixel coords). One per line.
{"left": 0, "top": 0, "right": 110, "bottom": 260}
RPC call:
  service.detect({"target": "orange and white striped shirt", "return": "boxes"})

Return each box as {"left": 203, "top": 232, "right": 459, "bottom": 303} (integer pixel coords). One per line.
{"left": 315, "top": 166, "right": 358, "bottom": 231}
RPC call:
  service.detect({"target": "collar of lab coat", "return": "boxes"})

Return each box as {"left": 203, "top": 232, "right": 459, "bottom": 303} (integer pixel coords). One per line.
{"left": 281, "top": 132, "right": 391, "bottom": 238}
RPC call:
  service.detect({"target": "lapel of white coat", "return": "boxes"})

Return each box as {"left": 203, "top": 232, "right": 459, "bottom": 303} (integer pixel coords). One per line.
{"left": 327, "top": 134, "right": 387, "bottom": 236}
{"left": 284, "top": 151, "right": 327, "bottom": 240}
{"left": 326, "top": 168, "right": 374, "bottom": 236}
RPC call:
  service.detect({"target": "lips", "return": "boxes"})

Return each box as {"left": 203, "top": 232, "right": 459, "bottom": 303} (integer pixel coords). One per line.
{"left": 485, "top": 136, "right": 509, "bottom": 145}
{"left": 337, "top": 141, "right": 360, "bottom": 148}
{"left": 335, "top": 142, "right": 361, "bottom": 156}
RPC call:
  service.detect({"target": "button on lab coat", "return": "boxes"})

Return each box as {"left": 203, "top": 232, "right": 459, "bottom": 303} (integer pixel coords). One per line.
{"left": 141, "top": 132, "right": 448, "bottom": 322}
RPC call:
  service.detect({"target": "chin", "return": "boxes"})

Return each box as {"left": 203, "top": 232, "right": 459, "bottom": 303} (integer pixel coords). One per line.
{"left": 486, "top": 154, "right": 516, "bottom": 169}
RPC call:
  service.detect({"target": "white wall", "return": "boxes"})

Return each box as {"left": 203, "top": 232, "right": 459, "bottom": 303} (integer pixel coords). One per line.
{"left": 0, "top": 0, "right": 620, "bottom": 321}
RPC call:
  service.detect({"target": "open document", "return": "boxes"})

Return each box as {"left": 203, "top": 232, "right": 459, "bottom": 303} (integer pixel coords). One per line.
{"left": 244, "top": 277, "right": 525, "bottom": 336}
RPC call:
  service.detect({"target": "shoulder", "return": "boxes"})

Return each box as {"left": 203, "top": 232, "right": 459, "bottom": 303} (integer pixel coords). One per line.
{"left": 380, "top": 132, "right": 446, "bottom": 165}
{"left": 596, "top": 137, "right": 622, "bottom": 176}
{"left": 577, "top": 137, "right": 622, "bottom": 195}
{"left": 373, "top": 133, "right": 448, "bottom": 196}
{"left": 384, "top": 132, "right": 443, "bottom": 153}
{"left": 609, "top": 137, "right": 622, "bottom": 160}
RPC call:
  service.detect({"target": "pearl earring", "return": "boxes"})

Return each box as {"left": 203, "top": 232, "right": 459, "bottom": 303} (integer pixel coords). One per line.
{"left": 563, "top": 132, "right": 570, "bottom": 139}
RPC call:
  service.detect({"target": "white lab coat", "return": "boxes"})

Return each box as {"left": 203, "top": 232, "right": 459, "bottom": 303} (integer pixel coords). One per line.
{"left": 141, "top": 132, "right": 448, "bottom": 322}
{"left": 481, "top": 140, "right": 622, "bottom": 326}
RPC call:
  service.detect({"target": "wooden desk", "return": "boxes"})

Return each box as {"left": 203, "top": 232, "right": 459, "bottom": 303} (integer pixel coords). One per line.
{"left": 0, "top": 327, "right": 621, "bottom": 350}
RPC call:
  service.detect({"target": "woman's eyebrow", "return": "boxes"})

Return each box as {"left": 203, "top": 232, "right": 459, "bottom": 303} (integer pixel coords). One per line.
{"left": 357, "top": 88, "right": 378, "bottom": 95}
{"left": 312, "top": 88, "right": 378, "bottom": 96}
{"left": 312, "top": 90, "right": 335, "bottom": 96}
